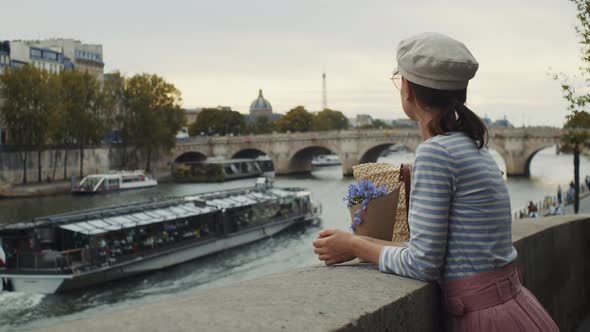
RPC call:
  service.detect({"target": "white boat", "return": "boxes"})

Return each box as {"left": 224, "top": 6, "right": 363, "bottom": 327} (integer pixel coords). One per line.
{"left": 72, "top": 171, "right": 157, "bottom": 194}
{"left": 311, "top": 154, "right": 341, "bottom": 167}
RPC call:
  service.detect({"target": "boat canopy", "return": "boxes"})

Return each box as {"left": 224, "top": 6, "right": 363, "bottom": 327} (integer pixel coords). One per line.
{"left": 201, "top": 188, "right": 295, "bottom": 209}
{"left": 59, "top": 203, "right": 217, "bottom": 235}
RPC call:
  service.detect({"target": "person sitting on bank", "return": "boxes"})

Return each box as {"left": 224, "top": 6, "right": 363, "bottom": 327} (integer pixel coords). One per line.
{"left": 527, "top": 201, "right": 538, "bottom": 218}
{"left": 312, "top": 32, "right": 558, "bottom": 331}
{"left": 547, "top": 202, "right": 565, "bottom": 216}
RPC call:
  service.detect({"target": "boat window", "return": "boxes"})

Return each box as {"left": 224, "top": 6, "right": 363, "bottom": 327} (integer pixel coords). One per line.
{"left": 81, "top": 176, "right": 103, "bottom": 190}
{"left": 122, "top": 176, "right": 142, "bottom": 183}
{"left": 108, "top": 179, "right": 120, "bottom": 188}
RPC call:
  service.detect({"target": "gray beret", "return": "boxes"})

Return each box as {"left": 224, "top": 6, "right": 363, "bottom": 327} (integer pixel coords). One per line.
{"left": 395, "top": 32, "right": 479, "bottom": 90}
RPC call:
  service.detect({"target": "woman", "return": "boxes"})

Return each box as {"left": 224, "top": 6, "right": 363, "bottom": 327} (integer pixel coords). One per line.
{"left": 312, "top": 32, "right": 558, "bottom": 331}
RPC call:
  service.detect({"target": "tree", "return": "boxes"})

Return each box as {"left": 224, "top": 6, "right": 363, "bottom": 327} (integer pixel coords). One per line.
{"left": 101, "top": 71, "right": 129, "bottom": 165}
{"left": 125, "top": 74, "right": 185, "bottom": 171}
{"left": 371, "top": 119, "right": 392, "bottom": 129}
{"left": 46, "top": 72, "right": 66, "bottom": 180}
{"left": 248, "top": 115, "right": 275, "bottom": 134}
{"left": 277, "top": 106, "right": 314, "bottom": 132}
{"left": 554, "top": 0, "right": 590, "bottom": 213}
{"left": 312, "top": 108, "right": 349, "bottom": 131}
{"left": 59, "top": 70, "right": 105, "bottom": 178}
{"left": 188, "top": 108, "right": 245, "bottom": 136}
{"left": 101, "top": 71, "right": 127, "bottom": 133}
{"left": 0, "top": 65, "right": 53, "bottom": 184}
{"left": 561, "top": 112, "right": 590, "bottom": 213}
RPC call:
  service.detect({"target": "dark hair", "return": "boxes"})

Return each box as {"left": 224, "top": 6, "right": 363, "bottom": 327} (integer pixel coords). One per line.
{"left": 408, "top": 81, "right": 488, "bottom": 149}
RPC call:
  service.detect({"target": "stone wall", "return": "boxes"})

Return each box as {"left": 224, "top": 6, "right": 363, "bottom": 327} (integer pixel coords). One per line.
{"left": 0, "top": 147, "right": 119, "bottom": 184}
{"left": 0, "top": 147, "right": 172, "bottom": 185}
{"left": 36, "top": 215, "right": 590, "bottom": 332}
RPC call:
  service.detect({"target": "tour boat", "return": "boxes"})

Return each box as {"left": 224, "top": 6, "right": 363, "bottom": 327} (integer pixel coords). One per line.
{"left": 0, "top": 178, "right": 321, "bottom": 293}
{"left": 173, "top": 158, "right": 274, "bottom": 182}
{"left": 72, "top": 171, "right": 157, "bottom": 194}
{"left": 311, "top": 154, "right": 341, "bottom": 167}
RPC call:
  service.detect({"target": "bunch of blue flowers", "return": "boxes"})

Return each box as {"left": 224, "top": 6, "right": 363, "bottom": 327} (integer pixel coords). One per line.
{"left": 343, "top": 179, "right": 388, "bottom": 231}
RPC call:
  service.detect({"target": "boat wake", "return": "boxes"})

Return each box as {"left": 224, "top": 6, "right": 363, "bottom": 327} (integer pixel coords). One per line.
{"left": 0, "top": 292, "right": 45, "bottom": 331}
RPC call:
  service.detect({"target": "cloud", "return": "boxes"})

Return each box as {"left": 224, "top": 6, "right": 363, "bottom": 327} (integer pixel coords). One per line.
{"left": 1, "top": 0, "right": 583, "bottom": 126}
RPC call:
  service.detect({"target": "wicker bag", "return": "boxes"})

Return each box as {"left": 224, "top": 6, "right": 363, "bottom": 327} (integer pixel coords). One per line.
{"left": 351, "top": 163, "right": 412, "bottom": 243}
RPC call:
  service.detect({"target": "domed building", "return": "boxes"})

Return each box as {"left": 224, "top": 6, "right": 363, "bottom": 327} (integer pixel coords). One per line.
{"left": 249, "top": 89, "right": 273, "bottom": 118}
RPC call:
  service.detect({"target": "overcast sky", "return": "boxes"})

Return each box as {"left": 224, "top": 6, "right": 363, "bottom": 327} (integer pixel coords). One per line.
{"left": 2, "top": 0, "right": 583, "bottom": 126}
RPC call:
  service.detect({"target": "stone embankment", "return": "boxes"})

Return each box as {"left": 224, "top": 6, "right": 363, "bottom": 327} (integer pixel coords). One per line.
{"left": 36, "top": 214, "right": 590, "bottom": 332}
{"left": 0, "top": 181, "right": 72, "bottom": 198}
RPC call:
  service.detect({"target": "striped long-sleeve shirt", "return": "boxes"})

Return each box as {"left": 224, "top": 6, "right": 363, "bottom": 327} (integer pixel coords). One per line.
{"left": 379, "top": 132, "right": 518, "bottom": 281}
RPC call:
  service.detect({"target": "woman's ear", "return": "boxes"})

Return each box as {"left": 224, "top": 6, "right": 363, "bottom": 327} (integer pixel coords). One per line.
{"left": 402, "top": 78, "right": 413, "bottom": 102}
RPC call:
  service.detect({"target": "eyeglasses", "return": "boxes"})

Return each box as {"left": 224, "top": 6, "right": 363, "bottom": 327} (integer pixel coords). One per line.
{"left": 390, "top": 72, "right": 402, "bottom": 90}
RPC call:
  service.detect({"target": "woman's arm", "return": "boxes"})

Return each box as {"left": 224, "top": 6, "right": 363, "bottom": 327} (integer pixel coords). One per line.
{"left": 378, "top": 141, "right": 454, "bottom": 281}
{"left": 313, "top": 230, "right": 383, "bottom": 265}
{"left": 312, "top": 232, "right": 404, "bottom": 266}
{"left": 359, "top": 236, "right": 405, "bottom": 248}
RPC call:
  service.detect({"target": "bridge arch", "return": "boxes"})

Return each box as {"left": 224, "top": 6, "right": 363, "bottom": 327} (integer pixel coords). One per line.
{"left": 174, "top": 151, "right": 207, "bottom": 164}
{"left": 231, "top": 148, "right": 269, "bottom": 159}
{"left": 524, "top": 145, "right": 559, "bottom": 177}
{"left": 282, "top": 145, "right": 340, "bottom": 175}
{"left": 491, "top": 143, "right": 558, "bottom": 177}
{"left": 358, "top": 143, "right": 413, "bottom": 164}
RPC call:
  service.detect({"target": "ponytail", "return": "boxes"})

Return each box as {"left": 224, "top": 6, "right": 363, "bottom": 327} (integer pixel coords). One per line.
{"left": 409, "top": 81, "right": 488, "bottom": 149}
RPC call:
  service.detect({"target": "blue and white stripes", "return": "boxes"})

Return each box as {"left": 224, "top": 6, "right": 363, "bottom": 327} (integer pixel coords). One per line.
{"left": 379, "top": 132, "right": 518, "bottom": 281}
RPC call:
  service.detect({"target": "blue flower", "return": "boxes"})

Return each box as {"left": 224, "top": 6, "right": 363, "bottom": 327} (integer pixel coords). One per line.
{"left": 344, "top": 180, "right": 390, "bottom": 231}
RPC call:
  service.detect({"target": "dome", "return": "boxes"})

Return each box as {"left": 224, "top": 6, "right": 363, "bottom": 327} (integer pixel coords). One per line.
{"left": 250, "top": 89, "right": 272, "bottom": 114}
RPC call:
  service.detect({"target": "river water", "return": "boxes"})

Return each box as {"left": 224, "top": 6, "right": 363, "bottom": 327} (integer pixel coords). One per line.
{"left": 0, "top": 147, "right": 588, "bottom": 331}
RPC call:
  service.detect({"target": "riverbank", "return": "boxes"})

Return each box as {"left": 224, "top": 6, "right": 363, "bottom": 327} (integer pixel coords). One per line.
{"left": 0, "top": 181, "right": 73, "bottom": 199}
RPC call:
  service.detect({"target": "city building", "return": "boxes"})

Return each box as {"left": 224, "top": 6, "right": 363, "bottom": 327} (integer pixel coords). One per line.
{"left": 2, "top": 39, "right": 103, "bottom": 79}
{"left": 493, "top": 116, "right": 514, "bottom": 128}
{"left": 32, "top": 39, "right": 104, "bottom": 80}
{"left": 352, "top": 114, "right": 373, "bottom": 128}
{"left": 249, "top": 89, "right": 273, "bottom": 118}
{"left": 0, "top": 41, "right": 10, "bottom": 74}
{"left": 9, "top": 41, "right": 65, "bottom": 74}
{"left": 185, "top": 108, "right": 201, "bottom": 125}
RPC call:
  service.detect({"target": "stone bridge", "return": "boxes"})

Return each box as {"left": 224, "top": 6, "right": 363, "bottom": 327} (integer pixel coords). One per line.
{"left": 172, "top": 127, "right": 562, "bottom": 177}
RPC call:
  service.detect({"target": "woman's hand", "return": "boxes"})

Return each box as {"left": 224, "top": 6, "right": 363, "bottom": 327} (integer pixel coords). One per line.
{"left": 312, "top": 229, "right": 357, "bottom": 266}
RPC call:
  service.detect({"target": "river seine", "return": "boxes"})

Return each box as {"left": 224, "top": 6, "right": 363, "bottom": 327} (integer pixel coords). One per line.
{"left": 0, "top": 147, "right": 588, "bottom": 330}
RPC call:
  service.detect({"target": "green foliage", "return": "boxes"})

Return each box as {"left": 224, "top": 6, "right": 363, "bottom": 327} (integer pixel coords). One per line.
{"left": 125, "top": 74, "right": 185, "bottom": 170}
{"left": 101, "top": 71, "right": 126, "bottom": 132}
{"left": 188, "top": 108, "right": 245, "bottom": 136}
{"left": 555, "top": 1, "right": 590, "bottom": 114}
{"left": 557, "top": 0, "right": 590, "bottom": 153}
{"left": 0, "top": 65, "right": 54, "bottom": 183}
{"left": 58, "top": 70, "right": 105, "bottom": 177}
{"left": 0, "top": 65, "right": 53, "bottom": 147}
{"left": 554, "top": 0, "right": 590, "bottom": 213}
{"left": 371, "top": 119, "right": 391, "bottom": 129}
{"left": 247, "top": 115, "right": 275, "bottom": 134}
{"left": 173, "top": 163, "right": 224, "bottom": 182}
{"left": 312, "top": 108, "right": 349, "bottom": 131}
{"left": 59, "top": 70, "right": 105, "bottom": 147}
{"left": 561, "top": 111, "right": 590, "bottom": 153}
{"left": 277, "top": 106, "right": 314, "bottom": 132}
{"left": 357, "top": 119, "right": 391, "bottom": 130}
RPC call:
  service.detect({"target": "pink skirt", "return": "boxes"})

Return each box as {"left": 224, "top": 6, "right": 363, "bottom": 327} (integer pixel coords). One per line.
{"left": 439, "top": 263, "right": 559, "bottom": 332}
